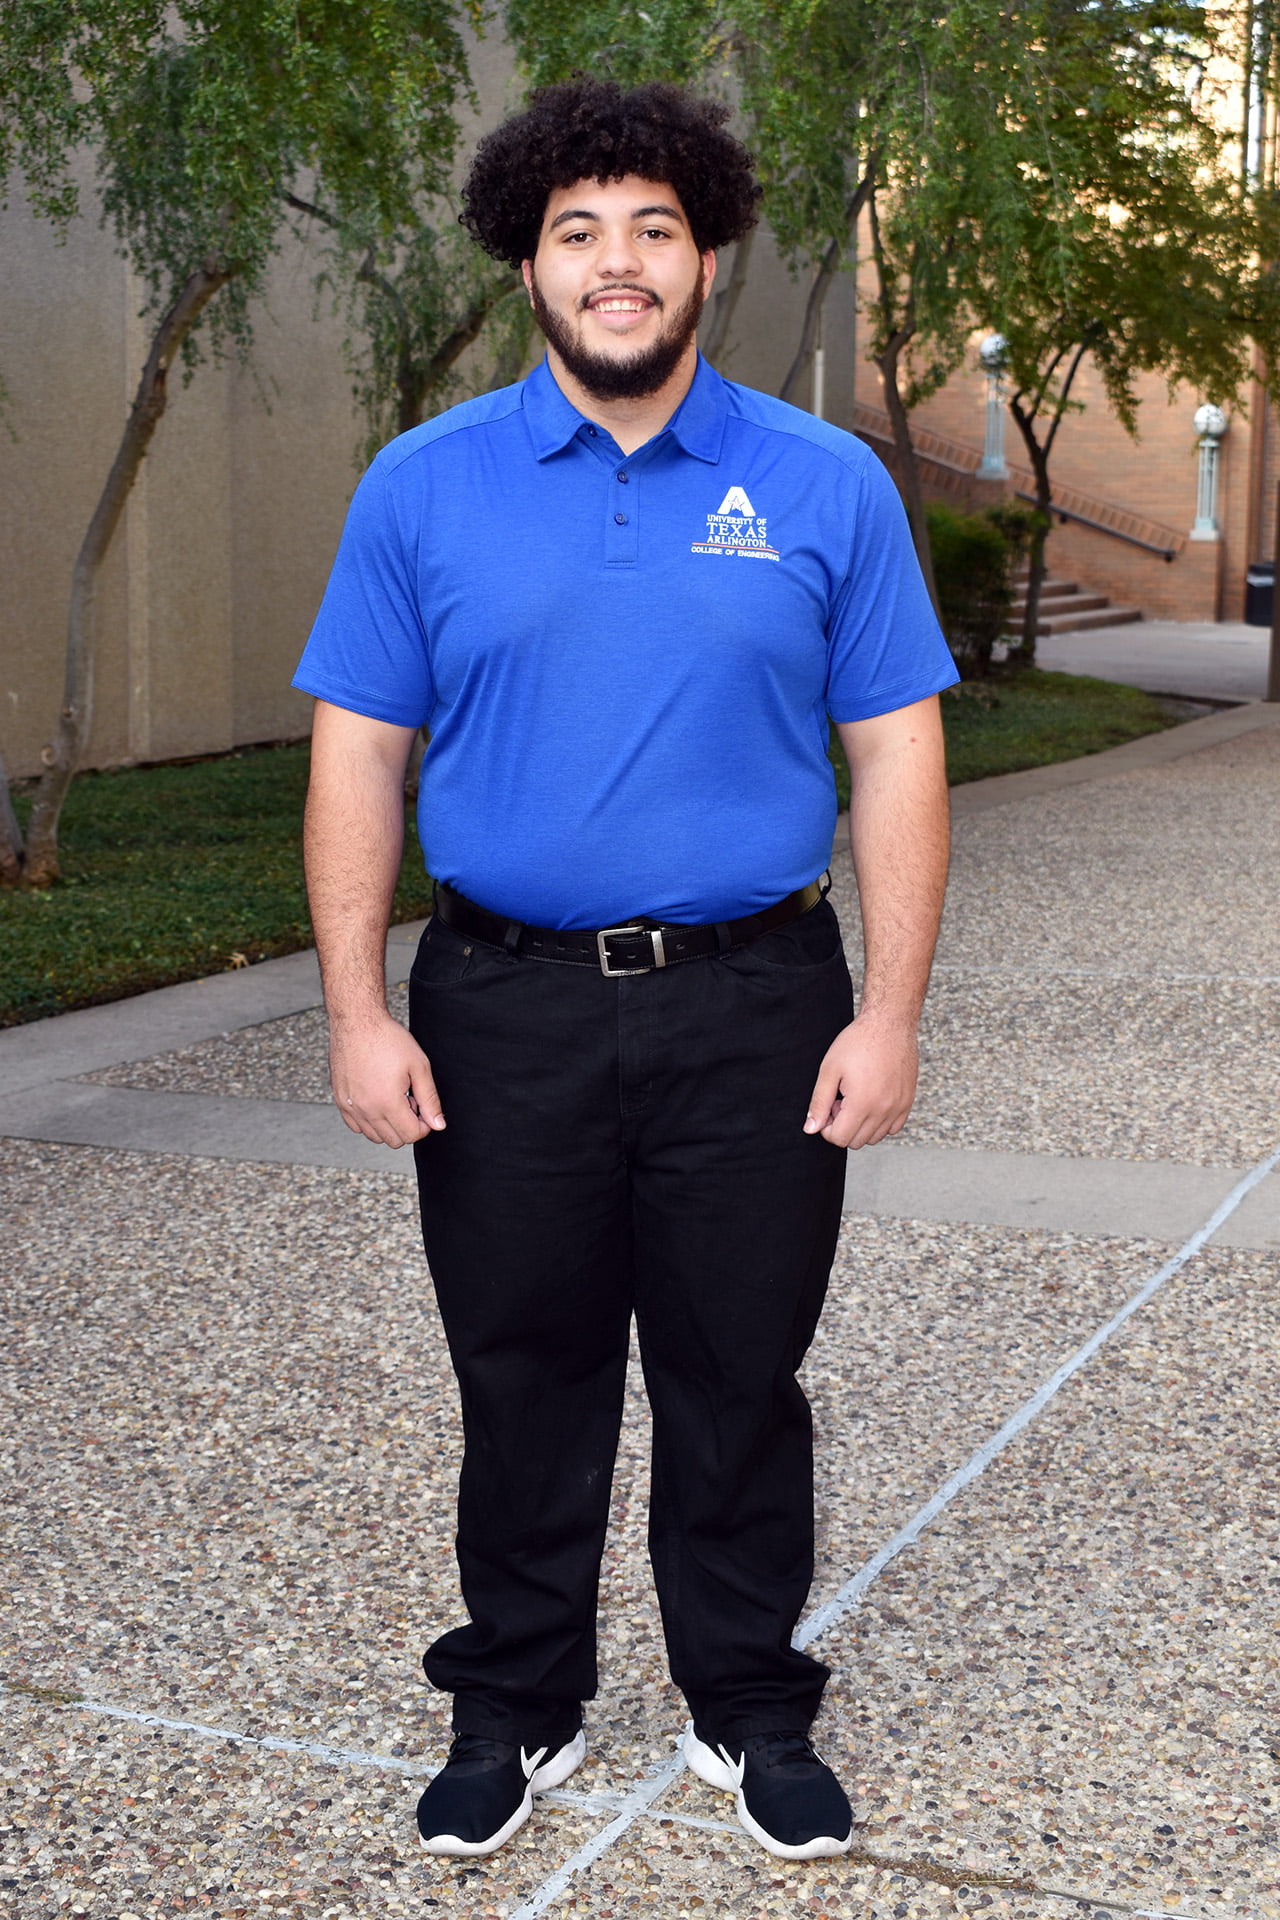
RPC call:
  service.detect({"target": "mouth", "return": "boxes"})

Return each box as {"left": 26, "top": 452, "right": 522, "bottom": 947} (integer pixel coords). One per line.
{"left": 584, "top": 288, "right": 659, "bottom": 318}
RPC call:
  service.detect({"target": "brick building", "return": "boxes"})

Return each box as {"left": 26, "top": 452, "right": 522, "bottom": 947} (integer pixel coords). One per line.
{"left": 844, "top": 327, "right": 1267, "bottom": 628}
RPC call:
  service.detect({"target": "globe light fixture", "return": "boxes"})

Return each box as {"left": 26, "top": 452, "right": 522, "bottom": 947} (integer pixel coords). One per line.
{"left": 1190, "top": 403, "right": 1228, "bottom": 541}
{"left": 978, "top": 333, "right": 1009, "bottom": 479}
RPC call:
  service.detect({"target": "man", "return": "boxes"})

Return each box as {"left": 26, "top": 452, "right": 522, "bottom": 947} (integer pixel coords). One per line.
{"left": 295, "top": 79, "right": 956, "bottom": 1864}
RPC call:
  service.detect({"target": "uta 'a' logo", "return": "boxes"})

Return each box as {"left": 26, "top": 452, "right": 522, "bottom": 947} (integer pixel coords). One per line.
{"left": 692, "top": 483, "right": 779, "bottom": 561}
{"left": 715, "top": 485, "right": 757, "bottom": 517}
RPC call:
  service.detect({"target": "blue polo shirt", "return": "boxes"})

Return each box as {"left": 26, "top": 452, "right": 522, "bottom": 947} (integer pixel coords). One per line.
{"left": 294, "top": 355, "right": 956, "bottom": 927}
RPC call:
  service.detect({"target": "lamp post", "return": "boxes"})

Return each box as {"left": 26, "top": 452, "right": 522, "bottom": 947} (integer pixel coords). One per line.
{"left": 811, "top": 303, "right": 826, "bottom": 422}
{"left": 978, "top": 333, "right": 1009, "bottom": 480}
{"left": 1190, "top": 403, "right": 1228, "bottom": 540}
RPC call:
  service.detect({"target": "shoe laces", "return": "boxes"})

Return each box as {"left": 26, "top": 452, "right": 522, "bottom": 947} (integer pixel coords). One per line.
{"left": 738, "top": 1730, "right": 821, "bottom": 1775}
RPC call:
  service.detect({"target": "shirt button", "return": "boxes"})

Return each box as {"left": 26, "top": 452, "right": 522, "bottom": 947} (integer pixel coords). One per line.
{"left": 614, "top": 512, "right": 628, "bottom": 525}
{"left": 587, "top": 426, "right": 598, "bottom": 436}
{"left": 616, "top": 470, "right": 629, "bottom": 483}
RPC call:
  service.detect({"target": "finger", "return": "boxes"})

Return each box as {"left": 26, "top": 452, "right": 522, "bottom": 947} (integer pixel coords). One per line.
{"left": 373, "top": 1108, "right": 429, "bottom": 1148}
{"left": 377, "top": 1090, "right": 436, "bottom": 1147}
{"left": 338, "top": 1093, "right": 428, "bottom": 1149}
{"left": 803, "top": 1059, "right": 843, "bottom": 1134}
{"left": 408, "top": 1057, "right": 446, "bottom": 1132}
{"left": 828, "top": 1102, "right": 908, "bottom": 1152}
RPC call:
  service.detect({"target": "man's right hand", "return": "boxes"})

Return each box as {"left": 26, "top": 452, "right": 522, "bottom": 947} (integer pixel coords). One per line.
{"left": 329, "top": 1009, "right": 445, "bottom": 1148}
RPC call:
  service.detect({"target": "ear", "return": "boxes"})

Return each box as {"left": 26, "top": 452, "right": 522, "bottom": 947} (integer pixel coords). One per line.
{"left": 521, "top": 259, "right": 535, "bottom": 308}
{"left": 700, "top": 250, "right": 718, "bottom": 301}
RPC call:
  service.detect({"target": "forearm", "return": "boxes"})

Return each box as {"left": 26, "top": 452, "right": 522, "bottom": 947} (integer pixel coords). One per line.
{"left": 841, "top": 698, "right": 949, "bottom": 1029}
{"left": 805, "top": 700, "right": 948, "bottom": 1149}
{"left": 303, "top": 700, "right": 414, "bottom": 1028}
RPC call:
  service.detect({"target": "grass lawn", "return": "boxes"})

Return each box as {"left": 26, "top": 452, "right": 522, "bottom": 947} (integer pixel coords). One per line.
{"left": 2, "top": 744, "right": 434, "bottom": 1027}
{"left": 3, "top": 669, "right": 1184, "bottom": 1027}
{"left": 828, "top": 667, "right": 1185, "bottom": 809}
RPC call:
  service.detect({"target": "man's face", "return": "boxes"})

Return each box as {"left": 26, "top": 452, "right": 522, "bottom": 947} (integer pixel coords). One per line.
{"left": 522, "top": 175, "right": 716, "bottom": 403}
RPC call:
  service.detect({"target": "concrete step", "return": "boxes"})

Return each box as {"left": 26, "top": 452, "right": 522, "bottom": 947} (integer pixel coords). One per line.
{"left": 1027, "top": 579, "right": 1081, "bottom": 600}
{"left": 1012, "top": 591, "right": 1111, "bottom": 617}
{"left": 1034, "top": 605, "right": 1143, "bottom": 636}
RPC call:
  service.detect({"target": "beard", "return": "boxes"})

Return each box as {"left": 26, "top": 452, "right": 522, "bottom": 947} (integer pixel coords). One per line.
{"left": 529, "top": 273, "right": 706, "bottom": 402}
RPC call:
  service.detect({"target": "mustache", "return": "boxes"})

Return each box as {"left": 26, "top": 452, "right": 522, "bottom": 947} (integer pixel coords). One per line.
{"left": 577, "top": 284, "right": 664, "bottom": 312}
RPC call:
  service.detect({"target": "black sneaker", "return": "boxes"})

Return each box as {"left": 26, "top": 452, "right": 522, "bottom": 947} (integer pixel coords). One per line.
{"left": 416, "top": 1729, "right": 586, "bottom": 1856}
{"left": 683, "top": 1723, "right": 853, "bottom": 1859}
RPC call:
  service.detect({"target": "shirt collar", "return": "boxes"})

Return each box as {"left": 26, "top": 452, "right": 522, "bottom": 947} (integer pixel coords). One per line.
{"left": 521, "top": 353, "right": 728, "bottom": 464}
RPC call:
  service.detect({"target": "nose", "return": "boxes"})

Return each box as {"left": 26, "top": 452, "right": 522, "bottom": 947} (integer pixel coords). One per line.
{"left": 595, "top": 225, "right": 643, "bottom": 281}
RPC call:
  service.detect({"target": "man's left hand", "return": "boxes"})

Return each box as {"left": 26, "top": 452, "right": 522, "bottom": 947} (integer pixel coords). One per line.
{"left": 803, "top": 1012, "right": 919, "bottom": 1150}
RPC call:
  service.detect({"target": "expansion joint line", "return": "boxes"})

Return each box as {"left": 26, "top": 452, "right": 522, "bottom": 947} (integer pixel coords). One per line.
{"left": 506, "top": 1140, "right": 1280, "bottom": 1918}
{"left": 10, "top": 1144, "right": 1276, "bottom": 1920}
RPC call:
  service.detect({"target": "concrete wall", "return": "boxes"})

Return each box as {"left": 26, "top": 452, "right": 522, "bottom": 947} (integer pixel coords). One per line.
{"left": 0, "top": 152, "right": 357, "bottom": 779}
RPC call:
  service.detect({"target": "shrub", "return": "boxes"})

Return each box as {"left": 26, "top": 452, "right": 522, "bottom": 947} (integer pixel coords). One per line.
{"left": 926, "top": 501, "right": 1033, "bottom": 678}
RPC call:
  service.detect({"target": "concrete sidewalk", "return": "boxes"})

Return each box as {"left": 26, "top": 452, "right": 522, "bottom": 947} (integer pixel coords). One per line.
{"left": 1038, "top": 619, "right": 1274, "bottom": 704}
{"left": 3, "top": 703, "right": 1279, "bottom": 1920}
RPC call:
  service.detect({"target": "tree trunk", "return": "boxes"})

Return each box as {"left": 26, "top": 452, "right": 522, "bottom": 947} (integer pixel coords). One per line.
{"left": 407, "top": 288, "right": 508, "bottom": 428}
{"left": 877, "top": 327, "right": 941, "bottom": 616}
{"left": 864, "top": 185, "right": 939, "bottom": 616}
{"left": 780, "top": 233, "right": 842, "bottom": 406}
{"left": 1007, "top": 340, "right": 1091, "bottom": 665}
{"left": 0, "top": 748, "right": 24, "bottom": 885}
{"left": 778, "top": 170, "right": 874, "bottom": 407}
{"left": 17, "top": 261, "right": 231, "bottom": 887}
{"left": 702, "top": 227, "right": 754, "bottom": 366}
{"left": 1009, "top": 399, "right": 1052, "bottom": 663}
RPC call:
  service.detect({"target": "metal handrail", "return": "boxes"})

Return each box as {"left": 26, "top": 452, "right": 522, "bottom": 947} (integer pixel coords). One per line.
{"left": 850, "top": 401, "right": 1187, "bottom": 561}
{"left": 1011, "top": 491, "right": 1179, "bottom": 561}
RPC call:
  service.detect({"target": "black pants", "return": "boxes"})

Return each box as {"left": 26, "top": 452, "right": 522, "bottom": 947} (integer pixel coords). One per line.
{"left": 408, "top": 897, "right": 853, "bottom": 1749}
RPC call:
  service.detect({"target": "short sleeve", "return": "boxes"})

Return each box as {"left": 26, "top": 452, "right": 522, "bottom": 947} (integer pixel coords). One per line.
{"left": 292, "top": 457, "right": 435, "bottom": 726}
{"left": 825, "top": 454, "right": 959, "bottom": 721}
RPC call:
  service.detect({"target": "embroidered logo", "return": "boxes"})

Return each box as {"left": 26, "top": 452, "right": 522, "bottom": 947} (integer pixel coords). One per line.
{"left": 692, "top": 484, "right": 779, "bottom": 562}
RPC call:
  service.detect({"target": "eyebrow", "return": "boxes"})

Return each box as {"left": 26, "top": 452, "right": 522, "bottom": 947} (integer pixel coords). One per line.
{"left": 548, "top": 202, "right": 686, "bottom": 231}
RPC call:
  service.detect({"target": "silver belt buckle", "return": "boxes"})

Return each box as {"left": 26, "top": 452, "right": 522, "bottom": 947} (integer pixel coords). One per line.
{"left": 597, "top": 923, "right": 667, "bottom": 976}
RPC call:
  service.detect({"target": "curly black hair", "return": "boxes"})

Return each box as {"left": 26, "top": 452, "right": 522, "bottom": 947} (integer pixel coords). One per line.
{"left": 460, "top": 78, "right": 760, "bottom": 267}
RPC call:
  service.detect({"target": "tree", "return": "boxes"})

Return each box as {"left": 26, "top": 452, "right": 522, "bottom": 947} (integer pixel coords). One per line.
{"left": 499, "top": 0, "right": 1280, "bottom": 585}
{"left": 727, "top": 0, "right": 1280, "bottom": 651}
{"left": 731, "top": 0, "right": 992, "bottom": 611}
{"left": 288, "top": 195, "right": 532, "bottom": 460}
{"left": 975, "top": 0, "right": 1280, "bottom": 657}
{"left": 0, "top": 1, "right": 476, "bottom": 886}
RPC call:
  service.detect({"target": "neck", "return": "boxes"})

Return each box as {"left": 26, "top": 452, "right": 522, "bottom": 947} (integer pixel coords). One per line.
{"left": 544, "top": 342, "right": 700, "bottom": 456}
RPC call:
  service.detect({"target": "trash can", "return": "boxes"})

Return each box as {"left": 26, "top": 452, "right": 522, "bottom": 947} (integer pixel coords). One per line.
{"left": 1245, "top": 562, "right": 1274, "bottom": 625}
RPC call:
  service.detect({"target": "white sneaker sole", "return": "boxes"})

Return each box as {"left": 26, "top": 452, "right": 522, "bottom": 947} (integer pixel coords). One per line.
{"left": 682, "top": 1725, "right": 852, "bottom": 1861}
{"left": 419, "top": 1730, "right": 587, "bottom": 1857}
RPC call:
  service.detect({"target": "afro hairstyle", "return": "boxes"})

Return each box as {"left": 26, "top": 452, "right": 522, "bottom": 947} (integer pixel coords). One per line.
{"left": 460, "top": 78, "right": 760, "bottom": 268}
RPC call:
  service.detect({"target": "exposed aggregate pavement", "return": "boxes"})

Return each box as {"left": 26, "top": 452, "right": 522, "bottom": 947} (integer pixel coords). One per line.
{"left": 3, "top": 709, "right": 1279, "bottom": 1920}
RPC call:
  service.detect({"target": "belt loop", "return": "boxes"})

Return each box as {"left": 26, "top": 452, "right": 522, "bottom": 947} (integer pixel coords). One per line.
{"left": 502, "top": 919, "right": 523, "bottom": 954}
{"left": 818, "top": 868, "right": 832, "bottom": 899}
{"left": 714, "top": 920, "right": 733, "bottom": 954}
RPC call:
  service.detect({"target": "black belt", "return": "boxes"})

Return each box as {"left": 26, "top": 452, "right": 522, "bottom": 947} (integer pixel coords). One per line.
{"left": 433, "top": 876, "right": 829, "bottom": 977}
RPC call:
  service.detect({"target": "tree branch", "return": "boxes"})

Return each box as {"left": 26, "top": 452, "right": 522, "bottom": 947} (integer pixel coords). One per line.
{"left": 19, "top": 259, "right": 233, "bottom": 885}
{"left": 779, "top": 162, "right": 875, "bottom": 405}
{"left": 702, "top": 226, "right": 754, "bottom": 366}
